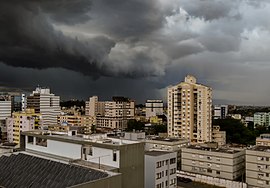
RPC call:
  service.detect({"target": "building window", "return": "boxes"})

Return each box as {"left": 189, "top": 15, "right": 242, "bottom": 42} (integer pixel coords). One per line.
{"left": 113, "top": 150, "right": 117, "bottom": 162}
{"left": 36, "top": 137, "right": 47, "bottom": 147}
{"left": 88, "top": 146, "right": 93, "bottom": 156}
{"left": 28, "top": 136, "right": 34, "bottom": 144}
{"left": 170, "top": 158, "right": 176, "bottom": 164}
{"left": 207, "top": 169, "right": 212, "bottom": 173}
{"left": 216, "top": 171, "right": 220, "bottom": 175}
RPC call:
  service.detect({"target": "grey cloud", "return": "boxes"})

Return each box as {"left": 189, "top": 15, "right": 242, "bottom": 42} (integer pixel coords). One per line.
{"left": 0, "top": 1, "right": 117, "bottom": 79}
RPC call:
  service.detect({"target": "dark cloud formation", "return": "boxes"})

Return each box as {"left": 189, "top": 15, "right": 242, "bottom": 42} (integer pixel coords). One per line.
{"left": 1, "top": 0, "right": 270, "bottom": 104}
{"left": 0, "top": 1, "right": 115, "bottom": 79}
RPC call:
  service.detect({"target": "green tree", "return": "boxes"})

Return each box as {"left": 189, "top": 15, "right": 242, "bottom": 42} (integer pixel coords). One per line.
{"left": 126, "top": 119, "right": 145, "bottom": 131}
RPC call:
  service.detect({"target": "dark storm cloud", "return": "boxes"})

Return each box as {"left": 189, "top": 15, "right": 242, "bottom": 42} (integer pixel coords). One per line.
{"left": 2, "top": 0, "right": 270, "bottom": 104}
{"left": 0, "top": 1, "right": 115, "bottom": 79}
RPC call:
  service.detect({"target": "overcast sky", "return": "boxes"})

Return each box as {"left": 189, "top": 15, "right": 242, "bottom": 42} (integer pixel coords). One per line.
{"left": 0, "top": 0, "right": 270, "bottom": 105}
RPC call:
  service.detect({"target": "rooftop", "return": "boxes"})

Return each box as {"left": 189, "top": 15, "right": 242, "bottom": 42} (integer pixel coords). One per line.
{"left": 23, "top": 130, "right": 139, "bottom": 146}
{"left": 146, "top": 136, "right": 189, "bottom": 143}
{"left": 0, "top": 153, "right": 108, "bottom": 188}
{"left": 249, "top": 145, "right": 270, "bottom": 152}
{"left": 186, "top": 145, "right": 242, "bottom": 154}
{"left": 145, "top": 150, "right": 173, "bottom": 156}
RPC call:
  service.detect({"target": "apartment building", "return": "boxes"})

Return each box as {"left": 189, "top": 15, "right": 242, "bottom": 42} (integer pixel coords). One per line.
{"left": 212, "top": 125, "right": 226, "bottom": 146}
{"left": 145, "top": 100, "right": 164, "bottom": 119}
{"left": 167, "top": 75, "right": 212, "bottom": 143}
{"left": 85, "top": 96, "right": 105, "bottom": 116}
{"left": 213, "top": 105, "right": 228, "bottom": 119}
{"left": 6, "top": 109, "right": 42, "bottom": 145}
{"left": 145, "top": 136, "right": 189, "bottom": 170}
{"left": 145, "top": 151, "right": 177, "bottom": 188}
{"left": 0, "top": 100, "right": 11, "bottom": 121}
{"left": 27, "top": 87, "right": 60, "bottom": 126}
{"left": 58, "top": 114, "right": 96, "bottom": 127}
{"left": 254, "top": 112, "right": 270, "bottom": 127}
{"left": 181, "top": 145, "right": 245, "bottom": 180}
{"left": 256, "top": 134, "right": 270, "bottom": 146}
{"left": 92, "top": 96, "right": 135, "bottom": 130}
{"left": 21, "top": 131, "right": 145, "bottom": 188}
{"left": 246, "top": 146, "right": 270, "bottom": 188}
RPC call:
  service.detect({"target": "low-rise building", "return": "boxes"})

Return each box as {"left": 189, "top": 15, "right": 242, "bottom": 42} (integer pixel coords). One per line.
{"left": 212, "top": 125, "right": 226, "bottom": 146}
{"left": 181, "top": 145, "right": 245, "bottom": 180}
{"left": 58, "top": 114, "right": 95, "bottom": 127}
{"left": 145, "top": 100, "right": 164, "bottom": 119}
{"left": 21, "top": 131, "right": 145, "bottom": 188}
{"left": 256, "top": 134, "right": 270, "bottom": 146}
{"left": 145, "top": 136, "right": 189, "bottom": 170}
{"left": 145, "top": 151, "right": 177, "bottom": 188}
{"left": 246, "top": 146, "right": 270, "bottom": 188}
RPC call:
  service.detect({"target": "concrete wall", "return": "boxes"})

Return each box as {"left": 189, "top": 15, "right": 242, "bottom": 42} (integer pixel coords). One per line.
{"left": 87, "top": 147, "right": 120, "bottom": 168}
{"left": 119, "top": 142, "right": 145, "bottom": 188}
{"left": 26, "top": 137, "right": 81, "bottom": 159}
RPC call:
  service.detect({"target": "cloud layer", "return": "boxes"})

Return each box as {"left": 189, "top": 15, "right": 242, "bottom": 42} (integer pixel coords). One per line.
{"left": 1, "top": 0, "right": 270, "bottom": 104}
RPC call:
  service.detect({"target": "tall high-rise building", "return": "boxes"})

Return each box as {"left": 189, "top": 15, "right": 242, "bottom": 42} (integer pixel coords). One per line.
{"left": 27, "top": 87, "right": 60, "bottom": 126}
{"left": 85, "top": 96, "right": 105, "bottom": 116}
{"left": 167, "top": 75, "right": 212, "bottom": 143}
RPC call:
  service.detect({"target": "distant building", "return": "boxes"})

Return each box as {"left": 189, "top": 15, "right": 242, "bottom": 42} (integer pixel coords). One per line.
{"left": 58, "top": 114, "right": 95, "bottom": 127}
{"left": 256, "top": 134, "right": 270, "bottom": 146}
{"left": 213, "top": 105, "right": 228, "bottom": 119}
{"left": 145, "top": 100, "right": 163, "bottom": 119}
{"left": 86, "top": 96, "right": 135, "bottom": 130}
{"left": 27, "top": 87, "right": 60, "bottom": 126}
{"left": 167, "top": 75, "right": 212, "bottom": 143}
{"left": 246, "top": 146, "right": 270, "bottom": 187}
{"left": 212, "top": 125, "right": 226, "bottom": 146}
{"left": 85, "top": 96, "right": 105, "bottom": 116}
{"left": 21, "top": 131, "right": 145, "bottom": 188}
{"left": 181, "top": 145, "right": 245, "bottom": 180}
{"left": 145, "top": 151, "right": 177, "bottom": 188}
{"left": 254, "top": 112, "right": 270, "bottom": 127}
{"left": 0, "top": 100, "right": 11, "bottom": 121}
{"left": 6, "top": 109, "right": 42, "bottom": 145}
{"left": 231, "top": 114, "right": 242, "bottom": 120}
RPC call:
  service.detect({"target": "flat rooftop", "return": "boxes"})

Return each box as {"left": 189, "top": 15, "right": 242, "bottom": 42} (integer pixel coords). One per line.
{"left": 186, "top": 145, "right": 242, "bottom": 154}
{"left": 145, "top": 151, "right": 173, "bottom": 156}
{"left": 23, "top": 130, "right": 139, "bottom": 146}
{"left": 0, "top": 153, "right": 108, "bottom": 188}
{"left": 248, "top": 145, "right": 270, "bottom": 152}
{"left": 146, "top": 136, "right": 188, "bottom": 142}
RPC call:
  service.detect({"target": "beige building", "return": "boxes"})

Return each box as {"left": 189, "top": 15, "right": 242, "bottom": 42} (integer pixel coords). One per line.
{"left": 58, "top": 114, "right": 95, "bottom": 127}
{"left": 88, "top": 96, "right": 135, "bottom": 130}
{"left": 246, "top": 146, "right": 270, "bottom": 188}
{"left": 167, "top": 75, "right": 212, "bottom": 143}
{"left": 212, "top": 125, "right": 226, "bottom": 146}
{"left": 181, "top": 145, "right": 245, "bottom": 180}
{"left": 85, "top": 96, "right": 105, "bottom": 116}
{"left": 256, "top": 134, "right": 270, "bottom": 146}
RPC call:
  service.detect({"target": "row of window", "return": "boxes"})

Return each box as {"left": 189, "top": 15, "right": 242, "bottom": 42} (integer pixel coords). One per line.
{"left": 156, "top": 178, "right": 176, "bottom": 188}
{"left": 156, "top": 158, "right": 176, "bottom": 168}
{"left": 156, "top": 168, "right": 176, "bottom": 180}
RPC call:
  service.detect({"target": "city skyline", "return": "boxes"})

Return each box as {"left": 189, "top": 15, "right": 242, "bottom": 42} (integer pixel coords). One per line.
{"left": 1, "top": 1, "right": 270, "bottom": 105}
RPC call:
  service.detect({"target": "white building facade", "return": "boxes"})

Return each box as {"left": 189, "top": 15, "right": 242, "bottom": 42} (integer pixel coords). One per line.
{"left": 145, "top": 151, "right": 177, "bottom": 188}
{"left": 27, "top": 87, "right": 60, "bottom": 126}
